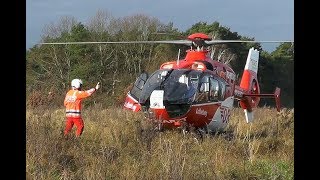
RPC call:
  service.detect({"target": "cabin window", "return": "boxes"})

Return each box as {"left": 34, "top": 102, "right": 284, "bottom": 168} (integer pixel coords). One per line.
{"left": 195, "top": 75, "right": 210, "bottom": 103}
{"left": 211, "top": 77, "right": 227, "bottom": 101}
{"left": 209, "top": 78, "right": 219, "bottom": 101}
{"left": 195, "top": 75, "right": 227, "bottom": 102}
{"left": 219, "top": 80, "right": 226, "bottom": 100}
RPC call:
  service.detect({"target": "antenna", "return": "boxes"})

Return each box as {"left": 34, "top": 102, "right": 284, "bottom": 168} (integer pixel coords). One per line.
{"left": 177, "top": 49, "right": 181, "bottom": 66}
{"left": 210, "top": 46, "right": 214, "bottom": 59}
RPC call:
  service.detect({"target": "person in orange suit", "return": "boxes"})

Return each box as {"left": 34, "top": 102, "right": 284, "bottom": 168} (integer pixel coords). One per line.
{"left": 64, "top": 79, "right": 100, "bottom": 137}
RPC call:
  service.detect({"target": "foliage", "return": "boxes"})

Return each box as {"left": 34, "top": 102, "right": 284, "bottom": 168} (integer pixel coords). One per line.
{"left": 259, "top": 45, "right": 294, "bottom": 107}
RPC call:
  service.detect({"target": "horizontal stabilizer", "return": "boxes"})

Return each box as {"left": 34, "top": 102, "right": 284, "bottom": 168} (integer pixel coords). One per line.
{"left": 243, "top": 87, "right": 281, "bottom": 112}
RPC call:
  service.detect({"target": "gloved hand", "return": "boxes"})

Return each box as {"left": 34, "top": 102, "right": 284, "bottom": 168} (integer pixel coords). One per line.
{"left": 95, "top": 82, "right": 100, "bottom": 90}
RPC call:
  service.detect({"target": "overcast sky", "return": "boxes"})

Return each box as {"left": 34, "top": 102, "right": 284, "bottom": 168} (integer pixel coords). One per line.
{"left": 26, "top": 0, "right": 294, "bottom": 52}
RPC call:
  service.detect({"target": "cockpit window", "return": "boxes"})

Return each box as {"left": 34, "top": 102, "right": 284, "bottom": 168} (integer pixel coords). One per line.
{"left": 138, "top": 69, "right": 203, "bottom": 118}
{"left": 139, "top": 69, "right": 171, "bottom": 103}
{"left": 130, "top": 72, "right": 148, "bottom": 100}
{"left": 162, "top": 69, "right": 199, "bottom": 103}
{"left": 139, "top": 69, "right": 201, "bottom": 105}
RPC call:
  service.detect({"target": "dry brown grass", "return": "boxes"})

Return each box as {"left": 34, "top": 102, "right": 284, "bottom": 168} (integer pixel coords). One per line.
{"left": 26, "top": 105, "right": 294, "bottom": 179}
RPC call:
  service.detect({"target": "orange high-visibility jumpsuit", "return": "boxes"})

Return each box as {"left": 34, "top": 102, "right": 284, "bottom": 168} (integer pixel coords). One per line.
{"left": 64, "top": 88, "right": 96, "bottom": 137}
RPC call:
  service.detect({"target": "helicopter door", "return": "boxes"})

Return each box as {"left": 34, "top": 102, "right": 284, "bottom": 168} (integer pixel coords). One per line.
{"left": 124, "top": 72, "right": 149, "bottom": 111}
{"left": 129, "top": 72, "right": 149, "bottom": 101}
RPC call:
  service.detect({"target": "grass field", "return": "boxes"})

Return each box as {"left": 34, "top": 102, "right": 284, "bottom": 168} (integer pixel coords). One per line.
{"left": 26, "top": 105, "right": 294, "bottom": 179}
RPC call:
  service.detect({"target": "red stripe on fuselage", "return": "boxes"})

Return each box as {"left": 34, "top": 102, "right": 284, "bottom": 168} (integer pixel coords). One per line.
{"left": 150, "top": 102, "right": 220, "bottom": 128}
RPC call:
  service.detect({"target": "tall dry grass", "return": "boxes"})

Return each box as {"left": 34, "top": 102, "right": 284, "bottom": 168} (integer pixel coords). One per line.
{"left": 26, "top": 105, "right": 294, "bottom": 179}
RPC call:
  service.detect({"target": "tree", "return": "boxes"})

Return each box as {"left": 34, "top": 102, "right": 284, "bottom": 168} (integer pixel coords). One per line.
{"left": 41, "top": 15, "right": 77, "bottom": 40}
{"left": 271, "top": 42, "right": 294, "bottom": 60}
{"left": 259, "top": 43, "right": 294, "bottom": 107}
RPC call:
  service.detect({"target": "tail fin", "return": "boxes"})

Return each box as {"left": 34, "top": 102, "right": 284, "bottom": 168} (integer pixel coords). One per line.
{"left": 235, "top": 47, "right": 281, "bottom": 123}
{"left": 239, "top": 47, "right": 260, "bottom": 112}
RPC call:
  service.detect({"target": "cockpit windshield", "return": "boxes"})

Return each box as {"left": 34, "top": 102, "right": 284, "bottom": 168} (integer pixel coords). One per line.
{"left": 162, "top": 69, "right": 200, "bottom": 103}
{"left": 139, "top": 69, "right": 202, "bottom": 105}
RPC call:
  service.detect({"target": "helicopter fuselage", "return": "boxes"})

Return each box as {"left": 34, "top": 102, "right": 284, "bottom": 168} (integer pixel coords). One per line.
{"left": 124, "top": 33, "right": 281, "bottom": 132}
{"left": 125, "top": 49, "right": 238, "bottom": 132}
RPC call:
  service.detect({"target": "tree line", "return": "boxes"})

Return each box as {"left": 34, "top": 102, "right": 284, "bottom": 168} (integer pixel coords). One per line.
{"left": 26, "top": 10, "right": 294, "bottom": 108}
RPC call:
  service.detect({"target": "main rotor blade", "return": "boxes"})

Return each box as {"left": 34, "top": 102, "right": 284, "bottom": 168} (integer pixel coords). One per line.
{"left": 205, "top": 40, "right": 294, "bottom": 45}
{"left": 39, "top": 40, "right": 192, "bottom": 46}
{"left": 38, "top": 39, "right": 294, "bottom": 46}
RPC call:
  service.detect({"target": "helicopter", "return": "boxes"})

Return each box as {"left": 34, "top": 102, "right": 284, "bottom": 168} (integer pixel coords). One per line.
{"left": 121, "top": 33, "right": 288, "bottom": 133}
{"left": 40, "top": 32, "right": 292, "bottom": 134}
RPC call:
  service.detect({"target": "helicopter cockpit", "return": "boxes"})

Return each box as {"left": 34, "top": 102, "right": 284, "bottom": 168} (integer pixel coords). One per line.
{"left": 136, "top": 69, "right": 228, "bottom": 118}
{"left": 139, "top": 69, "right": 199, "bottom": 105}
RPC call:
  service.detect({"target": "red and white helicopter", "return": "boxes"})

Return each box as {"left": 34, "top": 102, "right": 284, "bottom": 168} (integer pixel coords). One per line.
{"left": 121, "top": 33, "right": 288, "bottom": 133}
{"left": 41, "top": 32, "right": 292, "bottom": 133}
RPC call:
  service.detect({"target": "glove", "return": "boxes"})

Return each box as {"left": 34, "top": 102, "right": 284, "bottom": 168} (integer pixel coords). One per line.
{"left": 95, "top": 82, "right": 100, "bottom": 90}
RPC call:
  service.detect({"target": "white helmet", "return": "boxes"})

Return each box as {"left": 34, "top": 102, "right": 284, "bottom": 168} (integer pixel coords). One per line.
{"left": 71, "top": 79, "right": 83, "bottom": 89}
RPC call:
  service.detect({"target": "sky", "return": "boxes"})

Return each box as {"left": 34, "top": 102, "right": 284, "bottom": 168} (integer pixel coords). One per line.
{"left": 26, "top": 0, "right": 294, "bottom": 52}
